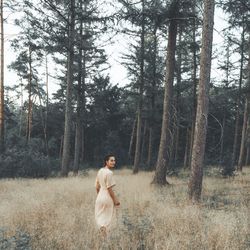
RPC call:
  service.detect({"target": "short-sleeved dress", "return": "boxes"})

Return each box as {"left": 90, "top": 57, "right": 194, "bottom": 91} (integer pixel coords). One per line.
{"left": 95, "top": 167, "right": 116, "bottom": 230}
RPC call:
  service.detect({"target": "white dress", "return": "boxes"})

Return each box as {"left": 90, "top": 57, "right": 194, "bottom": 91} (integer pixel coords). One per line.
{"left": 95, "top": 167, "right": 116, "bottom": 230}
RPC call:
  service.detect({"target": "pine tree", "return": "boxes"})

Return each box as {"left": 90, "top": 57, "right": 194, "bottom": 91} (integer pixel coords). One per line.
{"left": 188, "top": 0, "right": 215, "bottom": 202}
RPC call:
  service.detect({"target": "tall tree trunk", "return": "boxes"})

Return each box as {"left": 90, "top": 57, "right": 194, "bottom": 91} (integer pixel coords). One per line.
{"left": 237, "top": 99, "right": 248, "bottom": 171}
{"left": 80, "top": 40, "right": 87, "bottom": 164}
{"left": 133, "top": 0, "right": 145, "bottom": 174}
{"left": 36, "top": 79, "right": 49, "bottom": 156}
{"left": 61, "top": 0, "right": 76, "bottom": 176}
{"left": 188, "top": 0, "right": 215, "bottom": 202}
{"left": 140, "top": 119, "right": 148, "bottom": 163}
{"left": 59, "top": 135, "right": 63, "bottom": 159}
{"left": 231, "top": 26, "right": 245, "bottom": 168}
{"left": 128, "top": 117, "right": 137, "bottom": 162}
{"left": 189, "top": 2, "right": 198, "bottom": 168}
{"left": 147, "top": 127, "right": 153, "bottom": 168}
{"left": 26, "top": 46, "right": 32, "bottom": 144}
{"left": 152, "top": 13, "right": 178, "bottom": 185}
{"left": 73, "top": 0, "right": 84, "bottom": 175}
{"left": 245, "top": 142, "right": 250, "bottom": 166}
{"left": 147, "top": 20, "right": 158, "bottom": 168}
{"left": 80, "top": 126, "right": 85, "bottom": 163}
{"left": 19, "top": 81, "right": 24, "bottom": 136}
{"left": 0, "top": 0, "right": 4, "bottom": 153}
{"left": 183, "top": 127, "right": 190, "bottom": 168}
{"left": 245, "top": 117, "right": 250, "bottom": 166}
{"left": 174, "top": 27, "right": 182, "bottom": 166}
{"left": 45, "top": 54, "right": 49, "bottom": 155}
{"left": 237, "top": 37, "right": 250, "bottom": 171}
{"left": 219, "top": 114, "right": 225, "bottom": 165}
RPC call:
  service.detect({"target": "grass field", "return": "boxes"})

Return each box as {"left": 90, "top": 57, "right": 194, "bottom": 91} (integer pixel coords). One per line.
{"left": 0, "top": 167, "right": 249, "bottom": 250}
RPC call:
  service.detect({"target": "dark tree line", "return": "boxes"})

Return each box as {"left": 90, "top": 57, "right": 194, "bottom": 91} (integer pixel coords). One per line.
{"left": 0, "top": 0, "right": 249, "bottom": 201}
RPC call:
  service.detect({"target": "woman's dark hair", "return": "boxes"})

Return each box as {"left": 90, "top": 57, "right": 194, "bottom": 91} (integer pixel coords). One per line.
{"left": 103, "top": 154, "right": 115, "bottom": 167}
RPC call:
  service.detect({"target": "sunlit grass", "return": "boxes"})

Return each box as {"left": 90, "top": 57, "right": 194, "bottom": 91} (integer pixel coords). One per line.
{"left": 0, "top": 167, "right": 249, "bottom": 249}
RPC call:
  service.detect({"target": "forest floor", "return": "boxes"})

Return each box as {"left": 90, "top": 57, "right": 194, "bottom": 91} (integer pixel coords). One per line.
{"left": 0, "top": 167, "right": 249, "bottom": 250}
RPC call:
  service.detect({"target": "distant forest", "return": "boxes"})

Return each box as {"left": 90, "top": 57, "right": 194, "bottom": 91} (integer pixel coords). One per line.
{"left": 0, "top": 0, "right": 249, "bottom": 191}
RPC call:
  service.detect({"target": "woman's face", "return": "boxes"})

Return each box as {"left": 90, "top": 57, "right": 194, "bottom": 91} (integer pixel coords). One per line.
{"left": 106, "top": 156, "right": 116, "bottom": 168}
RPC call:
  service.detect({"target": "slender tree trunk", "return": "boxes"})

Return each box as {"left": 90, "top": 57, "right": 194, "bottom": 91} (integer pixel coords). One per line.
{"left": 61, "top": 0, "right": 76, "bottom": 176}
{"left": 174, "top": 27, "right": 182, "bottom": 166}
{"left": 80, "top": 46, "right": 87, "bottom": 164}
{"left": 232, "top": 106, "right": 240, "bottom": 166}
{"left": 245, "top": 143, "right": 250, "bottom": 166}
{"left": 19, "top": 81, "right": 24, "bottom": 136}
{"left": 174, "top": 115, "right": 180, "bottom": 165}
{"left": 245, "top": 97, "right": 250, "bottom": 167}
{"left": 189, "top": 3, "right": 197, "bottom": 168}
{"left": 237, "top": 99, "right": 248, "bottom": 171}
{"left": 169, "top": 105, "right": 176, "bottom": 166}
{"left": 245, "top": 117, "right": 250, "bottom": 166}
{"left": 28, "top": 99, "right": 33, "bottom": 142}
{"left": 128, "top": 117, "right": 137, "bottom": 161}
{"left": 231, "top": 26, "right": 245, "bottom": 168}
{"left": 73, "top": 0, "right": 84, "bottom": 175}
{"left": 184, "top": 127, "right": 190, "bottom": 168}
{"left": 147, "top": 20, "right": 158, "bottom": 168}
{"left": 188, "top": 0, "right": 215, "bottom": 202}
{"left": 26, "top": 46, "right": 32, "bottom": 144}
{"left": 81, "top": 126, "right": 84, "bottom": 163}
{"left": 140, "top": 119, "right": 148, "bottom": 163}
{"left": 152, "top": 14, "right": 178, "bottom": 185}
{"left": 36, "top": 79, "right": 49, "bottom": 156}
{"left": 0, "top": 0, "right": 4, "bottom": 153}
{"left": 45, "top": 54, "right": 49, "bottom": 155}
{"left": 237, "top": 37, "right": 250, "bottom": 171}
{"left": 59, "top": 135, "right": 63, "bottom": 159}
{"left": 219, "top": 115, "right": 225, "bottom": 165}
{"left": 147, "top": 127, "right": 153, "bottom": 168}
{"left": 133, "top": 0, "right": 145, "bottom": 173}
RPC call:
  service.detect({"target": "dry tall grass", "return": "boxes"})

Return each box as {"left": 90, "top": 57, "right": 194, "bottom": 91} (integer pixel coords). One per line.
{"left": 0, "top": 167, "right": 249, "bottom": 250}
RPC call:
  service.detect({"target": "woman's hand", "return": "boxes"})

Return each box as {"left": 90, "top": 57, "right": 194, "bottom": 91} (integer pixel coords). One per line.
{"left": 114, "top": 200, "right": 120, "bottom": 206}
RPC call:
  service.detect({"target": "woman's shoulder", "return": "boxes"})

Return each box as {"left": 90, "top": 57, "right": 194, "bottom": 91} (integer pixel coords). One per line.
{"left": 97, "top": 167, "right": 104, "bottom": 174}
{"left": 103, "top": 167, "right": 113, "bottom": 174}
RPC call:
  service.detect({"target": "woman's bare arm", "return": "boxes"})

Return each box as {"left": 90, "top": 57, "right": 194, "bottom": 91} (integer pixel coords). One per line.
{"left": 96, "top": 183, "right": 100, "bottom": 194}
{"left": 108, "top": 187, "right": 120, "bottom": 206}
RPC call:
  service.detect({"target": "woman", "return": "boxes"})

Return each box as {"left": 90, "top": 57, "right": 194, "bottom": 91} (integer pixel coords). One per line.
{"left": 95, "top": 154, "right": 120, "bottom": 237}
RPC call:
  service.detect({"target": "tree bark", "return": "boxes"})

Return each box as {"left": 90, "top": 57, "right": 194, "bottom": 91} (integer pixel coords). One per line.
{"left": 147, "top": 23, "right": 158, "bottom": 169}
{"left": 59, "top": 135, "right": 63, "bottom": 159}
{"left": 237, "top": 99, "right": 248, "bottom": 171}
{"left": 140, "top": 119, "right": 148, "bottom": 163}
{"left": 188, "top": 0, "right": 215, "bottom": 202}
{"left": 128, "top": 117, "right": 137, "bottom": 162}
{"left": 152, "top": 14, "right": 178, "bottom": 185}
{"left": 231, "top": 26, "right": 245, "bottom": 168}
{"left": 147, "top": 19, "right": 158, "bottom": 168}
{"left": 173, "top": 27, "right": 182, "bottom": 166}
{"left": 36, "top": 79, "right": 49, "bottom": 156}
{"left": 245, "top": 141, "right": 250, "bottom": 166}
{"left": 237, "top": 37, "right": 250, "bottom": 171}
{"left": 0, "top": 0, "right": 4, "bottom": 153}
{"left": 188, "top": 3, "right": 197, "bottom": 168}
{"left": 133, "top": 0, "right": 145, "bottom": 174}
{"left": 19, "top": 81, "right": 24, "bottom": 136}
{"left": 219, "top": 115, "right": 225, "bottom": 165}
{"left": 26, "top": 46, "right": 33, "bottom": 144}
{"left": 80, "top": 38, "right": 87, "bottom": 164}
{"left": 73, "top": 0, "right": 84, "bottom": 175}
{"left": 45, "top": 54, "right": 49, "bottom": 155}
{"left": 61, "top": 0, "right": 76, "bottom": 176}
{"left": 184, "top": 127, "right": 190, "bottom": 168}
{"left": 147, "top": 127, "right": 153, "bottom": 168}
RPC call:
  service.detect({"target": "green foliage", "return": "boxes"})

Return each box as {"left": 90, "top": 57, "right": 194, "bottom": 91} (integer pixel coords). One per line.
{"left": 0, "top": 146, "right": 57, "bottom": 178}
